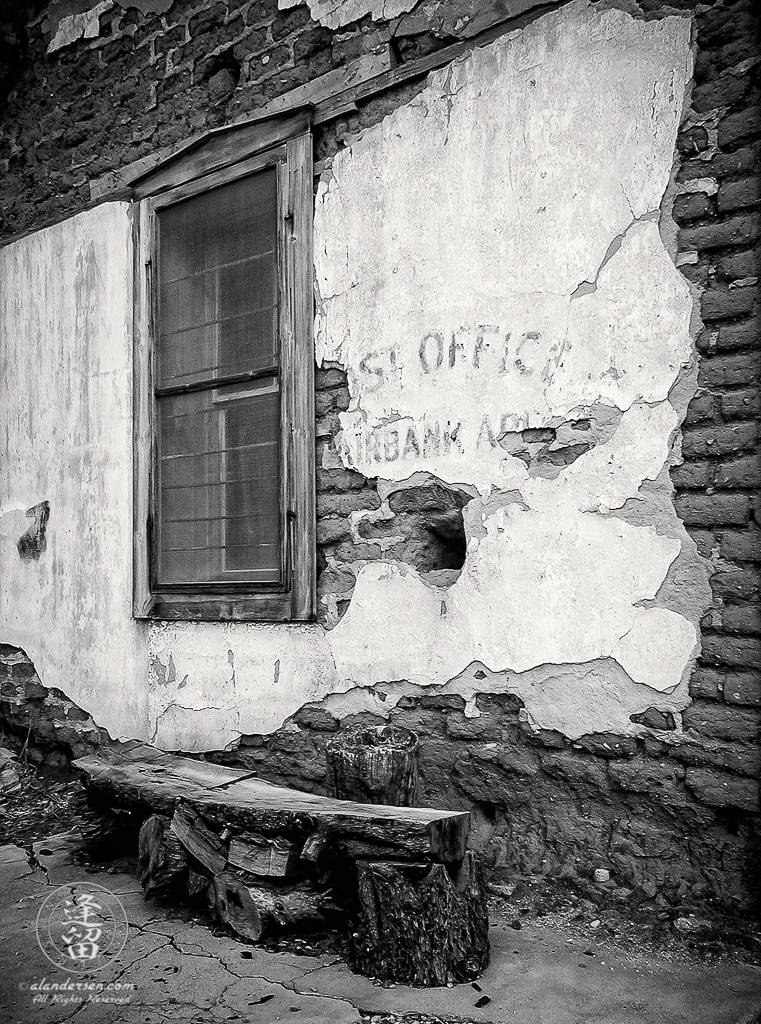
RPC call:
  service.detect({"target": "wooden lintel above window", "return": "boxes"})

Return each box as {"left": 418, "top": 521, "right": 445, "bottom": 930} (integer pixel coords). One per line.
{"left": 129, "top": 107, "right": 312, "bottom": 201}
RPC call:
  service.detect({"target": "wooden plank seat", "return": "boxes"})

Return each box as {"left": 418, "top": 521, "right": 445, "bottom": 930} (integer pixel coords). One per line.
{"left": 73, "top": 741, "right": 470, "bottom": 864}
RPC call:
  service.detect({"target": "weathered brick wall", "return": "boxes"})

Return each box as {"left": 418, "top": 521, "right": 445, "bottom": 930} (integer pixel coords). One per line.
{"left": 0, "top": 0, "right": 758, "bottom": 908}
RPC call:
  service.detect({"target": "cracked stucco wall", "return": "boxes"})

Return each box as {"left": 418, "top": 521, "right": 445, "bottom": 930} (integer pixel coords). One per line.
{"left": 0, "top": 0, "right": 712, "bottom": 753}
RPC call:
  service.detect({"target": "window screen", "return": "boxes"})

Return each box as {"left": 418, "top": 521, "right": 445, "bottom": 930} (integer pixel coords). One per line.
{"left": 154, "top": 167, "right": 281, "bottom": 587}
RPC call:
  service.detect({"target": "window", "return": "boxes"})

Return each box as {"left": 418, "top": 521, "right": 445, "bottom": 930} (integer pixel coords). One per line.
{"left": 132, "top": 110, "right": 315, "bottom": 621}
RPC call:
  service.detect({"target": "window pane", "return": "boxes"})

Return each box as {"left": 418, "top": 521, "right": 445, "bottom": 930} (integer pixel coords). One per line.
{"left": 157, "top": 167, "right": 278, "bottom": 388}
{"left": 156, "top": 377, "right": 282, "bottom": 586}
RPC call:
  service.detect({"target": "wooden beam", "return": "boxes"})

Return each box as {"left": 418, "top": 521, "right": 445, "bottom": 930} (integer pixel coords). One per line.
{"left": 74, "top": 746, "right": 470, "bottom": 863}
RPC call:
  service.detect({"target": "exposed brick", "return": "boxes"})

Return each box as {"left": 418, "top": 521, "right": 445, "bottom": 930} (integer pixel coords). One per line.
{"left": 717, "top": 176, "right": 761, "bottom": 213}
{"left": 701, "top": 284, "right": 757, "bottom": 320}
{"left": 712, "top": 566, "right": 760, "bottom": 601}
{"left": 681, "top": 422, "right": 758, "bottom": 457}
{"left": 701, "top": 634, "right": 761, "bottom": 668}
{"left": 188, "top": 5, "right": 227, "bottom": 37}
{"left": 683, "top": 392, "right": 718, "bottom": 425}
{"left": 682, "top": 700, "right": 760, "bottom": 741}
{"left": 691, "top": 72, "right": 751, "bottom": 114}
{"left": 720, "top": 386, "right": 760, "bottom": 422}
{"left": 716, "top": 250, "right": 759, "bottom": 281}
{"left": 316, "top": 368, "right": 349, "bottom": 390}
{"left": 671, "top": 460, "right": 712, "bottom": 489}
{"left": 684, "top": 768, "right": 759, "bottom": 811}
{"left": 629, "top": 707, "right": 676, "bottom": 731}
{"left": 673, "top": 191, "right": 714, "bottom": 222}
{"left": 722, "top": 605, "right": 761, "bottom": 635}
{"left": 717, "top": 105, "right": 761, "bottom": 151}
{"left": 674, "top": 492, "right": 749, "bottom": 525}
{"left": 669, "top": 737, "right": 761, "bottom": 777}
{"left": 724, "top": 671, "right": 761, "bottom": 706}
{"left": 721, "top": 529, "right": 761, "bottom": 561}
{"left": 679, "top": 213, "right": 760, "bottom": 251}
{"left": 716, "top": 317, "right": 760, "bottom": 353}
{"left": 679, "top": 143, "right": 761, "bottom": 184}
{"left": 715, "top": 455, "right": 761, "bottom": 489}
{"left": 690, "top": 665, "right": 724, "bottom": 699}
{"left": 316, "top": 516, "right": 350, "bottom": 544}
{"left": 697, "top": 352, "right": 761, "bottom": 388}
{"left": 316, "top": 491, "right": 381, "bottom": 516}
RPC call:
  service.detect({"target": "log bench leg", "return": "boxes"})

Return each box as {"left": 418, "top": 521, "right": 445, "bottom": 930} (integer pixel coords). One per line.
{"left": 353, "top": 851, "right": 490, "bottom": 987}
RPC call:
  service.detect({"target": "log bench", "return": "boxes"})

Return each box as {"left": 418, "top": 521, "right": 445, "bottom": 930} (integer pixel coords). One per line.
{"left": 73, "top": 742, "right": 489, "bottom": 986}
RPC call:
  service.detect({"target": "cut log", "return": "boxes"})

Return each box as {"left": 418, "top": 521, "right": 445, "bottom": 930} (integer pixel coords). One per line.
{"left": 353, "top": 852, "right": 490, "bottom": 987}
{"left": 74, "top": 744, "right": 469, "bottom": 863}
{"left": 171, "top": 802, "right": 228, "bottom": 874}
{"left": 327, "top": 726, "right": 419, "bottom": 806}
{"left": 138, "top": 814, "right": 188, "bottom": 898}
{"left": 227, "top": 832, "right": 301, "bottom": 878}
{"left": 209, "top": 871, "right": 330, "bottom": 941}
{"left": 187, "top": 864, "right": 212, "bottom": 900}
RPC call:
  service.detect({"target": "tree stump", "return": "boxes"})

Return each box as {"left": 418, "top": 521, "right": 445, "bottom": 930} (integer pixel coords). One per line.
{"left": 138, "top": 814, "right": 188, "bottom": 898}
{"left": 326, "top": 726, "right": 418, "bottom": 806}
{"left": 353, "top": 852, "right": 489, "bottom": 987}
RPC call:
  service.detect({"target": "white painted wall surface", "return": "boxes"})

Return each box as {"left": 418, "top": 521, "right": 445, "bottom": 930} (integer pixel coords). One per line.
{"left": 0, "top": 1, "right": 711, "bottom": 751}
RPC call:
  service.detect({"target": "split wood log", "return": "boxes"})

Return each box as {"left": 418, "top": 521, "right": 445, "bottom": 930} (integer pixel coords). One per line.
{"left": 74, "top": 744, "right": 469, "bottom": 863}
{"left": 227, "top": 832, "right": 301, "bottom": 878}
{"left": 171, "top": 802, "right": 228, "bottom": 874}
{"left": 208, "top": 872, "right": 330, "bottom": 941}
{"left": 353, "top": 852, "right": 490, "bottom": 987}
{"left": 326, "top": 726, "right": 418, "bottom": 806}
{"left": 187, "top": 865, "right": 212, "bottom": 901}
{"left": 138, "top": 814, "right": 188, "bottom": 898}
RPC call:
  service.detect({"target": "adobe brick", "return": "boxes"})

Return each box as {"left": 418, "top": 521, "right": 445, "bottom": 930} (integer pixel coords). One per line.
{"left": 245, "top": 0, "right": 279, "bottom": 27}
{"left": 722, "top": 605, "right": 761, "bottom": 635}
{"left": 701, "top": 633, "right": 761, "bottom": 668}
{"left": 698, "top": 352, "right": 761, "bottom": 388}
{"left": 316, "top": 516, "right": 350, "bottom": 544}
{"left": 271, "top": 6, "right": 311, "bottom": 39}
{"left": 725, "top": 389, "right": 761, "bottom": 421}
{"left": 717, "top": 105, "right": 761, "bottom": 151}
{"left": 678, "top": 260, "right": 709, "bottom": 289}
{"left": 682, "top": 422, "right": 757, "bottom": 458}
{"left": 680, "top": 146, "right": 761, "bottom": 185}
{"left": 690, "top": 665, "right": 725, "bottom": 699}
{"left": 716, "top": 317, "right": 760, "bottom": 352}
{"left": 675, "top": 492, "right": 749, "bottom": 526}
{"left": 716, "top": 250, "right": 759, "bottom": 282}
{"left": 316, "top": 491, "right": 381, "bottom": 516}
{"left": 715, "top": 455, "right": 761, "bottom": 489}
{"left": 671, "top": 460, "right": 713, "bottom": 490}
{"left": 724, "top": 670, "right": 761, "bottom": 706}
{"left": 629, "top": 707, "right": 676, "bottom": 730}
{"left": 712, "top": 566, "right": 759, "bottom": 601}
{"left": 701, "top": 284, "right": 756, "bottom": 320}
{"left": 684, "top": 767, "right": 759, "bottom": 811}
{"left": 317, "top": 468, "right": 367, "bottom": 491}
{"left": 314, "top": 391, "right": 334, "bottom": 417}
{"left": 717, "top": 176, "right": 761, "bottom": 213}
{"left": 679, "top": 213, "right": 761, "bottom": 252}
{"left": 188, "top": 5, "right": 227, "bottom": 37}
{"left": 316, "top": 368, "right": 348, "bottom": 390}
{"left": 669, "top": 737, "right": 761, "bottom": 777}
{"left": 691, "top": 72, "right": 751, "bottom": 114}
{"left": 672, "top": 192, "right": 714, "bottom": 222}
{"left": 683, "top": 392, "right": 718, "bottom": 426}
{"left": 682, "top": 699, "right": 760, "bottom": 741}
{"left": 721, "top": 529, "right": 761, "bottom": 561}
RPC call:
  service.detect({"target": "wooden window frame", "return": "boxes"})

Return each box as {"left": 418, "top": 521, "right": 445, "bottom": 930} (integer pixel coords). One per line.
{"left": 132, "top": 111, "right": 315, "bottom": 622}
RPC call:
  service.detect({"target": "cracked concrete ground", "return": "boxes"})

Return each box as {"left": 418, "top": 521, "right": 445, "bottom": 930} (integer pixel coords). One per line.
{"left": 1, "top": 834, "right": 760, "bottom": 1024}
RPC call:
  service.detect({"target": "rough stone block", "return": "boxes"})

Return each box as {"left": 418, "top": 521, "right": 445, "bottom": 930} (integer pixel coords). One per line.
{"left": 317, "top": 490, "right": 381, "bottom": 516}
{"left": 684, "top": 768, "right": 759, "bottom": 811}
{"left": 316, "top": 516, "right": 350, "bottom": 544}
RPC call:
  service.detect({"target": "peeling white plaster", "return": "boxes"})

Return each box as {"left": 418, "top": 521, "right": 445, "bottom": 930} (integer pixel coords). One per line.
{"left": 278, "top": 0, "right": 417, "bottom": 30}
{"left": 1, "top": 0, "right": 710, "bottom": 751}
{"left": 48, "top": 0, "right": 113, "bottom": 53}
